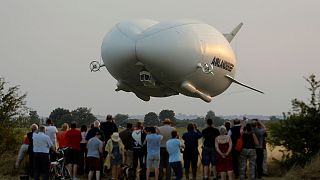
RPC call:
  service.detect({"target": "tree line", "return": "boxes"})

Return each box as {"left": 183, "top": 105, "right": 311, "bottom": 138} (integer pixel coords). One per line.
{"left": 2, "top": 75, "right": 320, "bottom": 170}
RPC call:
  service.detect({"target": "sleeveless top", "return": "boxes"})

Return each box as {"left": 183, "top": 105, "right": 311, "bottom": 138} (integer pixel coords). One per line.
{"left": 242, "top": 133, "right": 255, "bottom": 149}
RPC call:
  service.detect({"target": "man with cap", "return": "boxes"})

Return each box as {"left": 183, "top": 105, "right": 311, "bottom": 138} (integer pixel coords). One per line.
{"left": 100, "top": 114, "right": 118, "bottom": 144}
{"left": 158, "top": 118, "right": 175, "bottom": 180}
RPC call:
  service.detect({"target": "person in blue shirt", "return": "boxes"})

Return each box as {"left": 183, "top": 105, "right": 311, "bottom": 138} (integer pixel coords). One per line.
{"left": 145, "top": 127, "right": 162, "bottom": 180}
{"left": 166, "top": 130, "right": 184, "bottom": 180}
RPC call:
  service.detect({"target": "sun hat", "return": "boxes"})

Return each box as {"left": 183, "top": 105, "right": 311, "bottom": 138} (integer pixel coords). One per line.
{"left": 163, "top": 118, "right": 172, "bottom": 124}
{"left": 111, "top": 132, "right": 121, "bottom": 142}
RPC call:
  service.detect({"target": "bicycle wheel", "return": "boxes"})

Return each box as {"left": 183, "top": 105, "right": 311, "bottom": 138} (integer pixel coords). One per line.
{"left": 61, "top": 166, "right": 71, "bottom": 180}
{"left": 49, "top": 165, "right": 59, "bottom": 180}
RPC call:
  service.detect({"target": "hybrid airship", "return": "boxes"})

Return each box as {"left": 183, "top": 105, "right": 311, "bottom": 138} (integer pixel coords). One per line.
{"left": 90, "top": 19, "right": 263, "bottom": 102}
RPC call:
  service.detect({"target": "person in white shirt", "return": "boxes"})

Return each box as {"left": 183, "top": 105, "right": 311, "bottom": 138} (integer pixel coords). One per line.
{"left": 45, "top": 119, "right": 58, "bottom": 150}
{"left": 33, "top": 125, "right": 54, "bottom": 180}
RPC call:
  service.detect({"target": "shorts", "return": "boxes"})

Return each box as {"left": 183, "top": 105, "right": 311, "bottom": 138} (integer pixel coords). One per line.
{"left": 201, "top": 147, "right": 216, "bottom": 166}
{"left": 87, "top": 157, "right": 100, "bottom": 171}
{"left": 147, "top": 154, "right": 160, "bottom": 168}
{"left": 18, "top": 144, "right": 29, "bottom": 161}
{"left": 65, "top": 149, "right": 81, "bottom": 165}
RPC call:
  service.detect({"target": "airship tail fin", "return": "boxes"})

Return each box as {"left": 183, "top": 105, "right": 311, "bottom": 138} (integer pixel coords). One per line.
{"left": 225, "top": 74, "right": 264, "bottom": 94}
{"left": 223, "top": 22, "right": 243, "bottom": 42}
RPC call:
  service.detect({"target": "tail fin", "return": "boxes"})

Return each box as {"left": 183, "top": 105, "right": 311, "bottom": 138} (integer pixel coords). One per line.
{"left": 223, "top": 22, "right": 243, "bottom": 42}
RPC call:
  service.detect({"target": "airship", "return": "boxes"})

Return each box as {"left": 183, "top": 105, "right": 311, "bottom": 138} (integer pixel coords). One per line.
{"left": 90, "top": 19, "right": 263, "bottom": 102}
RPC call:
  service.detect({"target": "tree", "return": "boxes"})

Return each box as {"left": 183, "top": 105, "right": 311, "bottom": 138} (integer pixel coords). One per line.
{"left": 0, "top": 77, "right": 27, "bottom": 127}
{"left": 0, "top": 77, "right": 28, "bottom": 153}
{"left": 114, "top": 113, "right": 129, "bottom": 127}
{"left": 71, "top": 107, "right": 97, "bottom": 127}
{"left": 159, "top": 109, "right": 176, "bottom": 124}
{"left": 144, "top": 112, "right": 159, "bottom": 126}
{"left": 29, "top": 110, "right": 40, "bottom": 125}
{"left": 269, "top": 74, "right": 320, "bottom": 167}
{"left": 49, "top": 108, "right": 72, "bottom": 128}
{"left": 205, "top": 110, "right": 225, "bottom": 126}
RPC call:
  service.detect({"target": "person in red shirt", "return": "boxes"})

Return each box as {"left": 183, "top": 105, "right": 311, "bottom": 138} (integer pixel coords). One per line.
{"left": 57, "top": 123, "right": 69, "bottom": 149}
{"left": 65, "top": 121, "right": 82, "bottom": 180}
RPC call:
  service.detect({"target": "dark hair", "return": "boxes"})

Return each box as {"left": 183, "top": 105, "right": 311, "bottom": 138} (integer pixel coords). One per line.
{"left": 245, "top": 123, "right": 252, "bottom": 132}
{"left": 46, "top": 118, "right": 53, "bottom": 125}
{"left": 106, "top": 114, "right": 113, "bottom": 121}
{"left": 224, "top": 121, "right": 231, "bottom": 130}
{"left": 171, "top": 130, "right": 178, "bottom": 138}
{"left": 71, "top": 121, "right": 77, "bottom": 128}
{"left": 126, "top": 123, "right": 133, "bottom": 129}
{"left": 136, "top": 122, "right": 142, "bottom": 129}
{"left": 234, "top": 119, "right": 240, "bottom": 125}
{"left": 207, "top": 119, "right": 213, "bottom": 126}
{"left": 149, "top": 126, "right": 156, "bottom": 133}
{"left": 187, "top": 123, "right": 194, "bottom": 131}
{"left": 81, "top": 125, "right": 87, "bottom": 132}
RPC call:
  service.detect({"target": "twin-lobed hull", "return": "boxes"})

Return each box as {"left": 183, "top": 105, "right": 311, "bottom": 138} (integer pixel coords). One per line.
{"left": 101, "top": 19, "right": 237, "bottom": 102}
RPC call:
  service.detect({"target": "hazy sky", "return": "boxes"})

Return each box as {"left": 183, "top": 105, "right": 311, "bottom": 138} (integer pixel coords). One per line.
{"left": 1, "top": 0, "right": 319, "bottom": 117}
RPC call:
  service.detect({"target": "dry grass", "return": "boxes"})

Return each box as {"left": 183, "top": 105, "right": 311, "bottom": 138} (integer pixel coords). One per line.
{"left": 281, "top": 154, "right": 320, "bottom": 180}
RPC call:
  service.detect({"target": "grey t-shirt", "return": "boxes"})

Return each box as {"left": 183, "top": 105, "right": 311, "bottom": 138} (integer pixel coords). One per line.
{"left": 87, "top": 137, "right": 103, "bottom": 158}
{"left": 253, "top": 128, "right": 266, "bottom": 148}
{"left": 158, "top": 125, "right": 175, "bottom": 148}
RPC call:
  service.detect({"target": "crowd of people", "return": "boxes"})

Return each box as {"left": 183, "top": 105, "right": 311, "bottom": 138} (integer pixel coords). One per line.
{"left": 15, "top": 115, "right": 268, "bottom": 180}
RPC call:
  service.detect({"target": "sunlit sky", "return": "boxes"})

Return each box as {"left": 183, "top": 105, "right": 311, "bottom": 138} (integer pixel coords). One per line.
{"left": 1, "top": 1, "right": 319, "bottom": 117}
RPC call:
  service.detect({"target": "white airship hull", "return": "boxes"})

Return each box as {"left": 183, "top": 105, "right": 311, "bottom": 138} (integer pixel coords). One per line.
{"left": 101, "top": 19, "right": 238, "bottom": 102}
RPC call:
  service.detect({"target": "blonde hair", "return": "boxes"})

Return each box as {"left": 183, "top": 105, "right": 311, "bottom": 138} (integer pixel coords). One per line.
{"left": 94, "top": 120, "right": 100, "bottom": 127}
{"left": 30, "top": 124, "right": 38, "bottom": 131}
{"left": 219, "top": 125, "right": 227, "bottom": 135}
{"left": 61, "top": 123, "right": 69, "bottom": 131}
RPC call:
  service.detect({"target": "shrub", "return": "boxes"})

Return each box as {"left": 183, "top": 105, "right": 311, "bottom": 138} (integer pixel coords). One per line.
{"left": 268, "top": 75, "right": 320, "bottom": 168}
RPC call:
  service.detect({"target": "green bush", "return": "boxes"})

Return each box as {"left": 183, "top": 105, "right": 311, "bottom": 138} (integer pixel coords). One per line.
{"left": 0, "top": 127, "right": 26, "bottom": 154}
{"left": 268, "top": 75, "right": 320, "bottom": 168}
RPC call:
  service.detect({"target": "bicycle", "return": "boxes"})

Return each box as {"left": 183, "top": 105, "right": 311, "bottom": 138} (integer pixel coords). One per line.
{"left": 49, "top": 147, "right": 71, "bottom": 180}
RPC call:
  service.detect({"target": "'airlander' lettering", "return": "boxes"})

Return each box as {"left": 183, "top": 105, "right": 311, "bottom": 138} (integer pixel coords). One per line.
{"left": 211, "top": 57, "right": 234, "bottom": 72}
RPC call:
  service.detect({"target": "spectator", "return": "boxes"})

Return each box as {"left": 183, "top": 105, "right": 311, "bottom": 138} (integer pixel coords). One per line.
{"left": 78, "top": 124, "right": 88, "bottom": 175}
{"left": 15, "top": 135, "right": 30, "bottom": 169}
{"left": 119, "top": 123, "right": 134, "bottom": 166}
{"left": 26, "top": 123, "right": 38, "bottom": 178}
{"left": 45, "top": 119, "right": 58, "bottom": 150}
{"left": 215, "top": 126, "right": 233, "bottom": 180}
{"left": 166, "top": 130, "right": 184, "bottom": 180}
{"left": 86, "top": 120, "right": 104, "bottom": 142}
{"left": 145, "top": 127, "right": 162, "bottom": 180}
{"left": 182, "top": 123, "right": 201, "bottom": 180}
{"left": 57, "top": 123, "right": 69, "bottom": 149}
{"left": 65, "top": 121, "right": 82, "bottom": 180}
{"left": 87, "top": 131, "right": 104, "bottom": 180}
{"left": 33, "top": 125, "right": 54, "bottom": 180}
{"left": 224, "top": 121, "right": 231, "bottom": 132}
{"left": 105, "top": 132, "right": 125, "bottom": 180}
{"left": 253, "top": 120, "right": 266, "bottom": 179}
{"left": 262, "top": 131, "right": 268, "bottom": 176}
{"left": 100, "top": 114, "right": 118, "bottom": 143}
{"left": 132, "top": 122, "right": 146, "bottom": 180}
{"left": 228, "top": 119, "right": 242, "bottom": 178}
{"left": 201, "top": 119, "right": 220, "bottom": 180}
{"left": 239, "top": 123, "right": 259, "bottom": 180}
{"left": 158, "top": 118, "right": 175, "bottom": 180}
